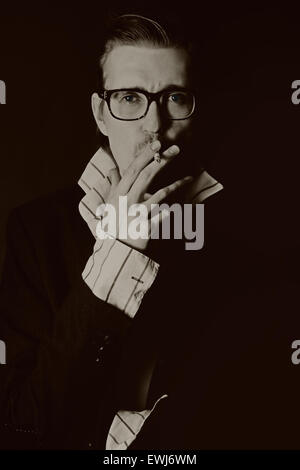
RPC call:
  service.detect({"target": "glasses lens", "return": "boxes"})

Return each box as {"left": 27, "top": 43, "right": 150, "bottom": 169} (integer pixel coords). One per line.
{"left": 164, "top": 91, "right": 195, "bottom": 119}
{"left": 110, "top": 91, "right": 148, "bottom": 120}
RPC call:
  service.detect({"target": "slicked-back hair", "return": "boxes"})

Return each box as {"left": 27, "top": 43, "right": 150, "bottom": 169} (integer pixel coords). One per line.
{"left": 98, "top": 14, "right": 195, "bottom": 90}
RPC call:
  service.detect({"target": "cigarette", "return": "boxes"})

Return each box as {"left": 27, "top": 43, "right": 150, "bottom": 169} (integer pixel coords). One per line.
{"left": 154, "top": 152, "right": 161, "bottom": 163}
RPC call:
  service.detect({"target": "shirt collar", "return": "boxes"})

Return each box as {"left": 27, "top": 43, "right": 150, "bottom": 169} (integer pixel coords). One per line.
{"left": 78, "top": 146, "right": 223, "bottom": 237}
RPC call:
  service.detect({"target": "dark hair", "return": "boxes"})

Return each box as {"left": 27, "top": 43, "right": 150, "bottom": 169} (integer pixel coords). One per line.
{"left": 98, "top": 14, "right": 195, "bottom": 90}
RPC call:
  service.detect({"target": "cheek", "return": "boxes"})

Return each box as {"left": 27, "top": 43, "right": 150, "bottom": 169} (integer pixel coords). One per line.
{"left": 105, "top": 118, "right": 141, "bottom": 170}
{"left": 104, "top": 113, "right": 127, "bottom": 150}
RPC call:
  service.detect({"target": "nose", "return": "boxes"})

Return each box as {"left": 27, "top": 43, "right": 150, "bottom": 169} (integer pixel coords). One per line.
{"left": 142, "top": 101, "right": 162, "bottom": 134}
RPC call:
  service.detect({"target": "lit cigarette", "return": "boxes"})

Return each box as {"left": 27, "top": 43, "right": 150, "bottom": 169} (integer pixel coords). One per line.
{"left": 154, "top": 152, "right": 161, "bottom": 163}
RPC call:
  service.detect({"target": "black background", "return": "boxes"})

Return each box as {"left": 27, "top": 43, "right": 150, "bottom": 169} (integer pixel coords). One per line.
{"left": 0, "top": 2, "right": 300, "bottom": 275}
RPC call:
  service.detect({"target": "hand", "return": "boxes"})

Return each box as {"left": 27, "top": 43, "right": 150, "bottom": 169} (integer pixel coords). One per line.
{"left": 98, "top": 140, "right": 193, "bottom": 252}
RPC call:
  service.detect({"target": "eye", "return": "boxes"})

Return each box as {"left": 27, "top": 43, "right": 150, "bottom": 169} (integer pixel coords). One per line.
{"left": 169, "top": 93, "right": 186, "bottom": 104}
{"left": 122, "top": 93, "right": 140, "bottom": 104}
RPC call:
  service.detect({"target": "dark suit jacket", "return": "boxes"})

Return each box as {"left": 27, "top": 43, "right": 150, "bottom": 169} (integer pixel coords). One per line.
{"left": 0, "top": 185, "right": 299, "bottom": 449}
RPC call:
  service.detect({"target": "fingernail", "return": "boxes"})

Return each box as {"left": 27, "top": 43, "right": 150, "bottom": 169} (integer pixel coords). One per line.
{"left": 151, "top": 140, "right": 161, "bottom": 151}
{"left": 168, "top": 145, "right": 180, "bottom": 155}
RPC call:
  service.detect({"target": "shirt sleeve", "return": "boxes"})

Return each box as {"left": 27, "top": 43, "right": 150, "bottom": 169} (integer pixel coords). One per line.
{"left": 82, "top": 237, "right": 160, "bottom": 318}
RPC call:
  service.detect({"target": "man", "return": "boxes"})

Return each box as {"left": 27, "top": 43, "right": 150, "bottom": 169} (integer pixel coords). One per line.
{"left": 0, "top": 14, "right": 299, "bottom": 450}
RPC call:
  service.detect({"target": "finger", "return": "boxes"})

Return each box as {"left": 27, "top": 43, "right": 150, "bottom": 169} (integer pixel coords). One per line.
{"left": 152, "top": 144, "right": 180, "bottom": 163}
{"left": 143, "top": 192, "right": 153, "bottom": 201}
{"left": 161, "top": 144, "right": 180, "bottom": 159}
{"left": 130, "top": 145, "right": 180, "bottom": 197}
{"left": 145, "top": 176, "right": 194, "bottom": 207}
{"left": 118, "top": 140, "right": 161, "bottom": 194}
{"left": 148, "top": 208, "right": 171, "bottom": 237}
{"left": 108, "top": 167, "right": 121, "bottom": 189}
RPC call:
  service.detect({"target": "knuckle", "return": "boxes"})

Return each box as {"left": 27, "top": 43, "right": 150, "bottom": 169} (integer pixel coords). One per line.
{"left": 130, "top": 167, "right": 139, "bottom": 178}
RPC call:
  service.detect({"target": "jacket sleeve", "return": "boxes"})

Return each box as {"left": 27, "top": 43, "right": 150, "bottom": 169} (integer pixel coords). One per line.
{"left": 0, "top": 208, "right": 132, "bottom": 449}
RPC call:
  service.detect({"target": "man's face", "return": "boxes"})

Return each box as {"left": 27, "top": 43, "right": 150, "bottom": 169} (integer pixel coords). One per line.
{"left": 92, "top": 45, "right": 194, "bottom": 175}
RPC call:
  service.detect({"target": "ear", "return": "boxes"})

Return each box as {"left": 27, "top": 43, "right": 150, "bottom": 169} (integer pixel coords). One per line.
{"left": 91, "top": 92, "right": 108, "bottom": 136}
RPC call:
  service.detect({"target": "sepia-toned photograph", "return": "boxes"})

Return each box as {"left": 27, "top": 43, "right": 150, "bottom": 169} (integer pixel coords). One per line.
{"left": 0, "top": 2, "right": 300, "bottom": 459}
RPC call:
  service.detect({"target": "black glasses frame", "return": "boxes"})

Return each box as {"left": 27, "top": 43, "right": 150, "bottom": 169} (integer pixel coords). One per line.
{"left": 99, "top": 88, "right": 196, "bottom": 121}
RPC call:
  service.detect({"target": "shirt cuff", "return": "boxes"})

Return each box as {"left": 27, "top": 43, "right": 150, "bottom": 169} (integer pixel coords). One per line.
{"left": 82, "top": 237, "right": 160, "bottom": 318}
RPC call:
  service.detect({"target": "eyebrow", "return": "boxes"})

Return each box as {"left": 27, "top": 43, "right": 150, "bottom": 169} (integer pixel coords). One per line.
{"left": 112, "top": 85, "right": 189, "bottom": 92}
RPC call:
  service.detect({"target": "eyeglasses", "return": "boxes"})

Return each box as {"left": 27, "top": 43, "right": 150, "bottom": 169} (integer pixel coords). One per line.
{"left": 99, "top": 88, "right": 196, "bottom": 121}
